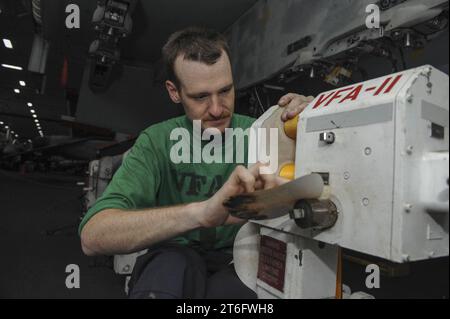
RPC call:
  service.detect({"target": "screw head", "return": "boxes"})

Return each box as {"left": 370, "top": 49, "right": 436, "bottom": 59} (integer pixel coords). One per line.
{"left": 407, "top": 95, "right": 413, "bottom": 103}
{"left": 362, "top": 198, "right": 370, "bottom": 206}
{"left": 406, "top": 145, "right": 414, "bottom": 155}
{"left": 404, "top": 203, "right": 412, "bottom": 213}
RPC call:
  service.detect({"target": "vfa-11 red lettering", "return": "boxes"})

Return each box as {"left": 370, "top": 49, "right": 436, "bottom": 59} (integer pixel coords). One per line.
{"left": 313, "top": 74, "right": 403, "bottom": 109}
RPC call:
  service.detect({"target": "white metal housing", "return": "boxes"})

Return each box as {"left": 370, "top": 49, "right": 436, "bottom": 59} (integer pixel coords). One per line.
{"left": 248, "top": 65, "right": 449, "bottom": 263}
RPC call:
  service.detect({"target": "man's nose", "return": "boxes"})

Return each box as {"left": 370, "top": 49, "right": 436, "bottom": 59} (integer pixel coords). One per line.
{"left": 208, "top": 95, "right": 223, "bottom": 118}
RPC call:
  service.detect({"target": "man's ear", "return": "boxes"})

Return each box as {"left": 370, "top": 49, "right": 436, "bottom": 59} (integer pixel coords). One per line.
{"left": 165, "top": 80, "right": 181, "bottom": 104}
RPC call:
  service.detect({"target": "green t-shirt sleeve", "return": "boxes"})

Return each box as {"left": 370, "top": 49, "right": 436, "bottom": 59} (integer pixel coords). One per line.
{"left": 78, "top": 132, "right": 161, "bottom": 234}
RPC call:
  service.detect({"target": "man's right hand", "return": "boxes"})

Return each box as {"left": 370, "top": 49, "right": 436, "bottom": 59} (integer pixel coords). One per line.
{"left": 81, "top": 163, "right": 286, "bottom": 256}
{"left": 197, "top": 162, "right": 287, "bottom": 228}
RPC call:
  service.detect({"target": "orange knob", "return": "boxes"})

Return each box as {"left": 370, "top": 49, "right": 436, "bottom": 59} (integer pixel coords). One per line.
{"left": 284, "top": 115, "right": 299, "bottom": 140}
{"left": 279, "top": 163, "right": 295, "bottom": 180}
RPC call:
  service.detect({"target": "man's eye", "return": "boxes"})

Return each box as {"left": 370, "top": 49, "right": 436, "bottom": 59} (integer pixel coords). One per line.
{"left": 194, "top": 95, "right": 208, "bottom": 100}
{"left": 220, "top": 88, "right": 231, "bottom": 95}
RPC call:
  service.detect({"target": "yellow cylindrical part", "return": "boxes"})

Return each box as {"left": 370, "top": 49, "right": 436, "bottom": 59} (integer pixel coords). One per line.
{"left": 284, "top": 115, "right": 299, "bottom": 140}
{"left": 279, "top": 163, "right": 295, "bottom": 180}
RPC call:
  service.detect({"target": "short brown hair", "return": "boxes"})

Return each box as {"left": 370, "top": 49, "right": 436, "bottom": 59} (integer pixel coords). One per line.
{"left": 162, "top": 27, "right": 231, "bottom": 87}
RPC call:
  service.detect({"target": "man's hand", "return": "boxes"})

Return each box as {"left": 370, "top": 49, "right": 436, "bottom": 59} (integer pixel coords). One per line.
{"left": 198, "top": 163, "right": 286, "bottom": 228}
{"left": 278, "top": 93, "right": 315, "bottom": 121}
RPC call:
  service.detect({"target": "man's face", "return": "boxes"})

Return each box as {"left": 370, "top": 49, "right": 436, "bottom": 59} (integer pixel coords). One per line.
{"left": 166, "top": 51, "right": 235, "bottom": 133}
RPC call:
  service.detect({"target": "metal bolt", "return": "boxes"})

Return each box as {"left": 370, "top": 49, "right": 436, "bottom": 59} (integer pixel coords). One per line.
{"left": 406, "top": 145, "right": 414, "bottom": 155}
{"left": 405, "top": 32, "right": 411, "bottom": 47}
{"left": 362, "top": 198, "right": 370, "bottom": 206}
{"left": 364, "top": 147, "right": 372, "bottom": 156}
{"left": 404, "top": 203, "right": 412, "bottom": 213}
{"left": 123, "top": 264, "right": 131, "bottom": 273}
{"left": 344, "top": 172, "right": 351, "bottom": 180}
{"left": 407, "top": 95, "right": 413, "bottom": 103}
{"left": 320, "top": 132, "right": 335, "bottom": 144}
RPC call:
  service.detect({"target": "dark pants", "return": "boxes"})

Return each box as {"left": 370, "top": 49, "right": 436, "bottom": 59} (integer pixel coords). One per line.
{"left": 128, "top": 244, "right": 256, "bottom": 299}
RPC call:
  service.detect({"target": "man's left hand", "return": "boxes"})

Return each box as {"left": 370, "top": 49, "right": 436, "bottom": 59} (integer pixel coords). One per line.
{"left": 278, "top": 93, "right": 315, "bottom": 121}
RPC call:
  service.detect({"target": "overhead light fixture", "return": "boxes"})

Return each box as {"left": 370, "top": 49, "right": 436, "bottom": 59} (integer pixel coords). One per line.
{"left": 11, "top": 130, "right": 15, "bottom": 134}
{"left": 0, "top": 121, "right": 3, "bottom": 125}
{"left": 32, "top": 114, "right": 37, "bottom": 118}
{"left": 1, "top": 64, "right": 22, "bottom": 70}
{"left": 30, "top": 109, "right": 35, "bottom": 113}
{"left": 34, "top": 119, "right": 39, "bottom": 123}
{"left": 19, "top": 81, "right": 26, "bottom": 86}
{"left": 15, "top": 134, "right": 18, "bottom": 138}
{"left": 27, "top": 102, "right": 33, "bottom": 107}
{"left": 14, "top": 88, "right": 20, "bottom": 94}
{"left": 2, "top": 39, "right": 13, "bottom": 49}
{"left": 5, "top": 125, "right": 9, "bottom": 129}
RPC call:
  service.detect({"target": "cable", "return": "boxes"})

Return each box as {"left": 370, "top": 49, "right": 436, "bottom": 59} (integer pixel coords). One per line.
{"left": 253, "top": 87, "right": 266, "bottom": 115}
{"left": 398, "top": 46, "right": 407, "bottom": 70}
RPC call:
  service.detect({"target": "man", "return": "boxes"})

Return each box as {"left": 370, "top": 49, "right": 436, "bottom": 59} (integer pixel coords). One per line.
{"left": 80, "top": 27, "right": 313, "bottom": 298}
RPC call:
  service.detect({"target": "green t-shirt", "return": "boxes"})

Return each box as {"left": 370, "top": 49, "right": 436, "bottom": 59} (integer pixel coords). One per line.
{"left": 79, "top": 114, "right": 255, "bottom": 250}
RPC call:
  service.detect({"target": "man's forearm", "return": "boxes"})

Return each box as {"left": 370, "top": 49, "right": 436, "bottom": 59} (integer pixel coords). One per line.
{"left": 80, "top": 202, "right": 205, "bottom": 256}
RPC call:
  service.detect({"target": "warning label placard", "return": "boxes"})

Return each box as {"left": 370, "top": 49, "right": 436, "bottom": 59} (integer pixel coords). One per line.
{"left": 257, "top": 236, "right": 287, "bottom": 292}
